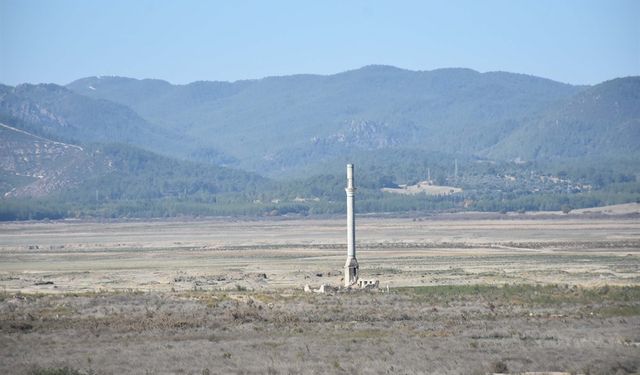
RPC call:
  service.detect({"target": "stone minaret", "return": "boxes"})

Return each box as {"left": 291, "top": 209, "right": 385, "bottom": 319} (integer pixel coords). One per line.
{"left": 344, "top": 164, "right": 359, "bottom": 287}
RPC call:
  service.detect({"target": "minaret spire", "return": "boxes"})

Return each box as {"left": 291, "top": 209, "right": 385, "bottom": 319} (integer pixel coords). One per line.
{"left": 345, "top": 164, "right": 359, "bottom": 287}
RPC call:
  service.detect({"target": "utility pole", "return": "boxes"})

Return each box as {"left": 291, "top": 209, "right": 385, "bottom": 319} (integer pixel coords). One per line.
{"left": 454, "top": 159, "right": 458, "bottom": 183}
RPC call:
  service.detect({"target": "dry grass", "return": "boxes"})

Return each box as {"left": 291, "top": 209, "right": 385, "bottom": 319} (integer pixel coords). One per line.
{"left": 0, "top": 216, "right": 639, "bottom": 374}
{"left": 0, "top": 285, "right": 639, "bottom": 374}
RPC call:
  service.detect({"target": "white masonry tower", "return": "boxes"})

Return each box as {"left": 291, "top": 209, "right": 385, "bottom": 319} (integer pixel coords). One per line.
{"left": 344, "top": 164, "right": 359, "bottom": 287}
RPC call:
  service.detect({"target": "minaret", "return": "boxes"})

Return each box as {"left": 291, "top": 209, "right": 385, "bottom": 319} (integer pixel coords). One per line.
{"left": 344, "top": 164, "right": 359, "bottom": 287}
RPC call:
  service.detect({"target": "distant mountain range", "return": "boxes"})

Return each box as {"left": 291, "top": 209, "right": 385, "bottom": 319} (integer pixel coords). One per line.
{"left": 1, "top": 65, "right": 638, "bottom": 205}
{"left": 65, "top": 66, "right": 601, "bottom": 174}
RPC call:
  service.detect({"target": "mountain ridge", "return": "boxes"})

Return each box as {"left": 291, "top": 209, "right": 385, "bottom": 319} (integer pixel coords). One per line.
{"left": 66, "top": 65, "right": 590, "bottom": 175}
{"left": 485, "top": 76, "right": 640, "bottom": 160}
{"left": 0, "top": 120, "right": 268, "bottom": 201}
{"left": 0, "top": 82, "right": 208, "bottom": 160}
{"left": 1, "top": 66, "right": 639, "bottom": 219}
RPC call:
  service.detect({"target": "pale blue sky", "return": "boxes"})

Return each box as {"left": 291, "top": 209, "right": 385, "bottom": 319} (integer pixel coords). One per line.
{"left": 1, "top": 0, "right": 638, "bottom": 86}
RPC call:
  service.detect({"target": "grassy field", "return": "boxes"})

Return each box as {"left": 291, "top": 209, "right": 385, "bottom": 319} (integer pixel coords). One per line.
{"left": 0, "top": 216, "right": 639, "bottom": 374}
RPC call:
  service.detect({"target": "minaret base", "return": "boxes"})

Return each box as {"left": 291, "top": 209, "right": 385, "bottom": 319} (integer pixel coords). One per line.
{"left": 344, "top": 257, "right": 359, "bottom": 287}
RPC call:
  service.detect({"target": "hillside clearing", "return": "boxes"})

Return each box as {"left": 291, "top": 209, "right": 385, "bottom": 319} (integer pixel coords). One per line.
{"left": 382, "top": 181, "right": 463, "bottom": 196}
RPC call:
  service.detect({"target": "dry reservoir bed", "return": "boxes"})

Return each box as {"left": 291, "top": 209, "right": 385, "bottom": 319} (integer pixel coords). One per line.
{"left": 0, "top": 217, "right": 639, "bottom": 292}
{"left": 0, "top": 216, "right": 639, "bottom": 374}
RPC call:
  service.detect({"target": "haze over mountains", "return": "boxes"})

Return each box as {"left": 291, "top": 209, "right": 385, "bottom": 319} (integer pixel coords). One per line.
{"left": 7, "top": 66, "right": 640, "bottom": 170}
{"left": 1, "top": 65, "right": 639, "bottom": 218}
{"left": 66, "top": 66, "right": 599, "bottom": 173}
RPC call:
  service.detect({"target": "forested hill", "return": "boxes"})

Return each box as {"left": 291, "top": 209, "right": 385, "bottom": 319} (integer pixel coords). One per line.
{"left": 67, "top": 66, "right": 588, "bottom": 174}
{"left": 485, "top": 76, "right": 640, "bottom": 160}
{"left": 0, "top": 83, "right": 192, "bottom": 158}
{"left": 1, "top": 66, "right": 639, "bottom": 219}
{"left": 0, "top": 122, "right": 269, "bottom": 219}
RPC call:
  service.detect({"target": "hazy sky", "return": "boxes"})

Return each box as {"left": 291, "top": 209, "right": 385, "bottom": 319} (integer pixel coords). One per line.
{"left": 1, "top": 0, "right": 638, "bottom": 86}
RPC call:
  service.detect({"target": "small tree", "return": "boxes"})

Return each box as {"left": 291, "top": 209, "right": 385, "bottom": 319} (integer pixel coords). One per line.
{"left": 561, "top": 204, "right": 572, "bottom": 214}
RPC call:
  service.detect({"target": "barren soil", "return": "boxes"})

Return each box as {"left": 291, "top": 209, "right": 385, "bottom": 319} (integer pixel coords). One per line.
{"left": 382, "top": 181, "right": 462, "bottom": 196}
{"left": 1, "top": 217, "right": 638, "bottom": 293}
{"left": 0, "top": 216, "right": 639, "bottom": 374}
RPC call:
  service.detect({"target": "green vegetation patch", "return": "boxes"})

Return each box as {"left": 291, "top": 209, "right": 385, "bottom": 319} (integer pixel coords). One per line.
{"left": 400, "top": 284, "right": 640, "bottom": 307}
